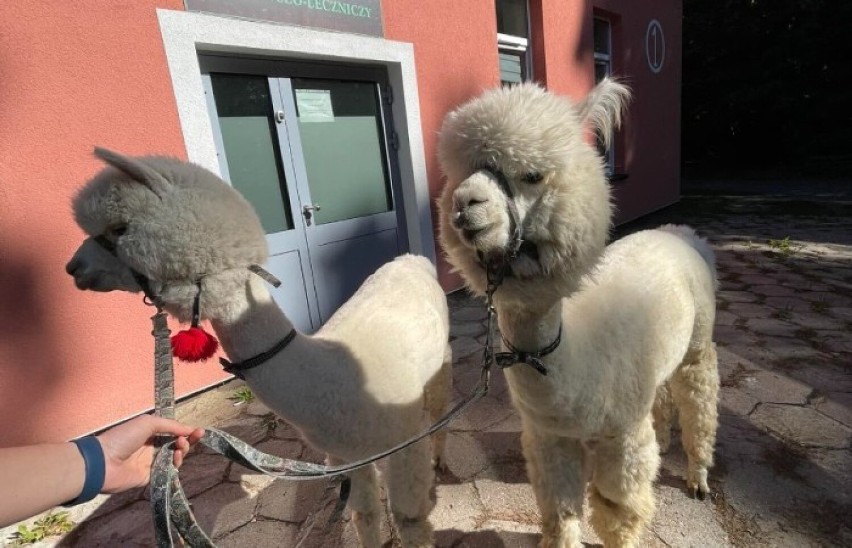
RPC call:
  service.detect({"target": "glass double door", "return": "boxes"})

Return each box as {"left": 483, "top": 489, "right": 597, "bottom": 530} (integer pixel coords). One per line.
{"left": 201, "top": 57, "right": 406, "bottom": 332}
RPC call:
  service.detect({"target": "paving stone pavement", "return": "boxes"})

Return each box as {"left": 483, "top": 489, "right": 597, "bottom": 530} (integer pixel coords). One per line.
{"left": 3, "top": 193, "right": 850, "bottom": 547}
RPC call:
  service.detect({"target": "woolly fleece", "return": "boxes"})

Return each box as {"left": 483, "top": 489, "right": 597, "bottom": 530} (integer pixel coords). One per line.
{"left": 437, "top": 81, "right": 719, "bottom": 548}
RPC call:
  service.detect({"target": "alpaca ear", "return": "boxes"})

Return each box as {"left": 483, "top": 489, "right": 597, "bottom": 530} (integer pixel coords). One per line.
{"left": 576, "top": 77, "right": 632, "bottom": 151}
{"left": 93, "top": 147, "right": 172, "bottom": 199}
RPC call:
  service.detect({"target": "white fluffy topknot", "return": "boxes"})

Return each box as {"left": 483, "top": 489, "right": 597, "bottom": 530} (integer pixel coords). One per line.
{"left": 436, "top": 81, "right": 630, "bottom": 299}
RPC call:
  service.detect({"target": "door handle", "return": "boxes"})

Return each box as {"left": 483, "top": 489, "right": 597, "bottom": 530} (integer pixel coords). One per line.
{"left": 302, "top": 204, "right": 321, "bottom": 226}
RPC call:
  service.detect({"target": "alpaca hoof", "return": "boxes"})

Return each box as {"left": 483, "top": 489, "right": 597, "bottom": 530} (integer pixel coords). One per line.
{"left": 432, "top": 456, "right": 447, "bottom": 473}
{"left": 686, "top": 467, "right": 710, "bottom": 501}
{"left": 688, "top": 486, "right": 707, "bottom": 501}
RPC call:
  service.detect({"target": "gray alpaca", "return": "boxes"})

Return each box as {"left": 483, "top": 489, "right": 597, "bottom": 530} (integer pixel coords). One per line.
{"left": 66, "top": 148, "right": 452, "bottom": 547}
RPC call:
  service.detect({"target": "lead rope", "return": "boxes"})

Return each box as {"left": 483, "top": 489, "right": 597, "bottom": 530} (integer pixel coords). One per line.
{"left": 148, "top": 270, "right": 505, "bottom": 547}
{"left": 150, "top": 309, "right": 215, "bottom": 547}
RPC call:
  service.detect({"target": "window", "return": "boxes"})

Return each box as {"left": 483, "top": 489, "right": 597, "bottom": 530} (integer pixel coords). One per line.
{"left": 593, "top": 17, "right": 615, "bottom": 176}
{"left": 496, "top": 0, "right": 531, "bottom": 85}
{"left": 209, "top": 73, "right": 294, "bottom": 233}
{"left": 201, "top": 57, "right": 406, "bottom": 329}
{"left": 593, "top": 17, "right": 612, "bottom": 83}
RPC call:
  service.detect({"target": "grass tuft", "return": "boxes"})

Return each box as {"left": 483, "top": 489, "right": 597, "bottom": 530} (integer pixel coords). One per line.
{"left": 768, "top": 236, "right": 802, "bottom": 257}
{"left": 12, "top": 512, "right": 74, "bottom": 545}
{"left": 228, "top": 386, "right": 254, "bottom": 405}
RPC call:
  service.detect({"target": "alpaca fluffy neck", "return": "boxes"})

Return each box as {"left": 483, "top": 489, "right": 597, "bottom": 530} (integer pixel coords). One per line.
{"left": 494, "top": 294, "right": 563, "bottom": 354}
{"left": 207, "top": 275, "right": 339, "bottom": 430}
{"left": 210, "top": 275, "right": 296, "bottom": 363}
{"left": 493, "top": 236, "right": 604, "bottom": 354}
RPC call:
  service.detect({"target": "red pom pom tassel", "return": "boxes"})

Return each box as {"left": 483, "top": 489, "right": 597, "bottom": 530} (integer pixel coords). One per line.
{"left": 171, "top": 326, "right": 219, "bottom": 362}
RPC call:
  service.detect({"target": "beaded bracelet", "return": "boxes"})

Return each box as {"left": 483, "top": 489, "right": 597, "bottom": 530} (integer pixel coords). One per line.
{"left": 63, "top": 436, "right": 106, "bottom": 506}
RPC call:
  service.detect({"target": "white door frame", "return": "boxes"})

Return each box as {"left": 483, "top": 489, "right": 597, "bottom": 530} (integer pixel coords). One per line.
{"left": 156, "top": 8, "right": 436, "bottom": 263}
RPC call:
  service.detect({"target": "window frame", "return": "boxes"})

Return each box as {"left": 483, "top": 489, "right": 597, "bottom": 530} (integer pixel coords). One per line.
{"left": 156, "top": 8, "right": 437, "bottom": 262}
{"left": 496, "top": 0, "right": 533, "bottom": 85}
{"left": 593, "top": 16, "right": 615, "bottom": 177}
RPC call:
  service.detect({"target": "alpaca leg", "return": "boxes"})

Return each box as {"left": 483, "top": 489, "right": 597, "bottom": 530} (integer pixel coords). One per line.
{"left": 424, "top": 344, "right": 453, "bottom": 470}
{"left": 670, "top": 343, "right": 719, "bottom": 499}
{"left": 387, "top": 440, "right": 435, "bottom": 548}
{"left": 651, "top": 381, "right": 676, "bottom": 453}
{"left": 521, "top": 426, "right": 587, "bottom": 548}
{"left": 346, "top": 464, "right": 383, "bottom": 548}
{"left": 589, "top": 416, "right": 660, "bottom": 548}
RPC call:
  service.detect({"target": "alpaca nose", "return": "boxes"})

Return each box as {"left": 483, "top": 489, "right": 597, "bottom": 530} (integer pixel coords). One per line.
{"left": 454, "top": 196, "right": 487, "bottom": 214}
{"left": 65, "top": 257, "right": 81, "bottom": 276}
{"left": 453, "top": 195, "right": 488, "bottom": 229}
{"left": 452, "top": 210, "right": 464, "bottom": 228}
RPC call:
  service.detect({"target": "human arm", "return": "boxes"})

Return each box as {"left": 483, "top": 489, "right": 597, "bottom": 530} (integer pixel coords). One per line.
{"left": 0, "top": 415, "right": 204, "bottom": 527}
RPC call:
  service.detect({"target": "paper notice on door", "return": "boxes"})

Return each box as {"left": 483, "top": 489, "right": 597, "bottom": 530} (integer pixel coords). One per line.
{"left": 295, "top": 89, "right": 334, "bottom": 123}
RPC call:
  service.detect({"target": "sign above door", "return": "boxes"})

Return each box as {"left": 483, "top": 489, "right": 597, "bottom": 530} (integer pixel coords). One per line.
{"left": 184, "top": 0, "right": 384, "bottom": 37}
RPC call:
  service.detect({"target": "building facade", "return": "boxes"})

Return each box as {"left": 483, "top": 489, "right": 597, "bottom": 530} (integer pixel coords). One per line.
{"left": 0, "top": 0, "right": 682, "bottom": 444}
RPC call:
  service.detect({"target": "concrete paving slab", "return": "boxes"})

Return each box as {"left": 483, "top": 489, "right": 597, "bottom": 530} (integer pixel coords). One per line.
{"left": 431, "top": 483, "right": 486, "bottom": 533}
{"left": 191, "top": 482, "right": 257, "bottom": 539}
{"left": 256, "top": 477, "right": 329, "bottom": 523}
{"left": 179, "top": 453, "right": 231, "bottom": 498}
{"left": 475, "top": 478, "right": 540, "bottom": 525}
{"left": 750, "top": 404, "right": 851, "bottom": 449}
{"left": 217, "top": 520, "right": 300, "bottom": 548}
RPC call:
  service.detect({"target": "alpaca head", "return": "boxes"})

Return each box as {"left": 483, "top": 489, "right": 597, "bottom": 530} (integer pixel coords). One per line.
{"left": 66, "top": 148, "right": 268, "bottom": 322}
{"left": 437, "top": 79, "right": 630, "bottom": 301}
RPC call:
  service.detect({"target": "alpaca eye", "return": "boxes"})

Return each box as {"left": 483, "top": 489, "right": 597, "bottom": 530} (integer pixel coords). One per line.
{"left": 106, "top": 223, "right": 128, "bottom": 239}
{"left": 522, "top": 171, "right": 543, "bottom": 184}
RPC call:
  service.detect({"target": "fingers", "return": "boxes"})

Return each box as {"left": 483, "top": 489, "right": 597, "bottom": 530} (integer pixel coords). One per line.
{"left": 173, "top": 436, "right": 189, "bottom": 468}
{"left": 188, "top": 428, "right": 205, "bottom": 444}
{"left": 142, "top": 415, "right": 199, "bottom": 438}
{"left": 168, "top": 427, "right": 205, "bottom": 468}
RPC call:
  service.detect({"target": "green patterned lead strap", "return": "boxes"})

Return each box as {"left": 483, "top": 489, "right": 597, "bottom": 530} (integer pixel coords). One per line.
{"left": 151, "top": 393, "right": 493, "bottom": 546}
{"left": 149, "top": 303, "right": 498, "bottom": 547}
{"left": 152, "top": 310, "right": 175, "bottom": 420}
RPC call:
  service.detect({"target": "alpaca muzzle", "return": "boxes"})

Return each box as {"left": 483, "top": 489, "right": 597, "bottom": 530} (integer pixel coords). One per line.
{"left": 456, "top": 167, "right": 524, "bottom": 266}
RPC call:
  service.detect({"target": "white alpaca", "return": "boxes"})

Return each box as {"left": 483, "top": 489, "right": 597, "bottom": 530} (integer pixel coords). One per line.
{"left": 65, "top": 149, "right": 452, "bottom": 547}
{"left": 437, "top": 81, "right": 719, "bottom": 547}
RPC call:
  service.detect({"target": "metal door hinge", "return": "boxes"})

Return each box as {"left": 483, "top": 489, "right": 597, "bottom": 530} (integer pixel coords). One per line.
{"left": 275, "top": 110, "right": 285, "bottom": 124}
{"left": 388, "top": 130, "right": 399, "bottom": 151}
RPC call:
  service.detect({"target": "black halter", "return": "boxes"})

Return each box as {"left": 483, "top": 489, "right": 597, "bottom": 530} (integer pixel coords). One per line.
{"left": 94, "top": 235, "right": 163, "bottom": 307}
{"left": 475, "top": 166, "right": 543, "bottom": 279}
{"left": 93, "top": 233, "right": 292, "bottom": 374}
{"left": 480, "top": 165, "right": 524, "bottom": 263}
{"left": 495, "top": 327, "right": 561, "bottom": 376}
{"left": 220, "top": 329, "right": 297, "bottom": 379}
{"left": 475, "top": 166, "right": 561, "bottom": 377}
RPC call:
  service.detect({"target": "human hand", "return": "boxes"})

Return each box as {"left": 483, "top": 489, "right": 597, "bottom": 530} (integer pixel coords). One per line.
{"left": 96, "top": 415, "right": 204, "bottom": 494}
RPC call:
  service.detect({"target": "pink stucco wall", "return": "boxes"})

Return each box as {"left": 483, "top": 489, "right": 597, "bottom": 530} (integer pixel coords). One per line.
{"left": 0, "top": 1, "right": 231, "bottom": 446}
{"left": 531, "top": 0, "right": 683, "bottom": 224}
{"left": 384, "top": 0, "right": 501, "bottom": 290}
{"left": 592, "top": 0, "right": 683, "bottom": 223}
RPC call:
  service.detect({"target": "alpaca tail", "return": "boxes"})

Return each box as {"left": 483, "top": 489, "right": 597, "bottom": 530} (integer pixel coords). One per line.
{"left": 577, "top": 77, "right": 632, "bottom": 150}
{"left": 658, "top": 224, "right": 718, "bottom": 288}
